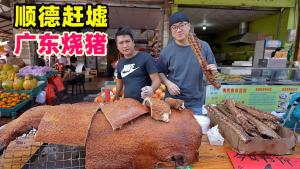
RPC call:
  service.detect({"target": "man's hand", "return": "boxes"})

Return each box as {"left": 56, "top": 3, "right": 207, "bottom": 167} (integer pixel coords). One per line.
{"left": 114, "top": 95, "right": 120, "bottom": 101}
{"left": 165, "top": 80, "right": 180, "bottom": 96}
{"left": 141, "top": 86, "right": 153, "bottom": 99}
{"left": 207, "top": 64, "right": 218, "bottom": 73}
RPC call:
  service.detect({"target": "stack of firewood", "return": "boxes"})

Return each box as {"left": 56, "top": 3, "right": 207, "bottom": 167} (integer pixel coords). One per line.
{"left": 206, "top": 100, "right": 281, "bottom": 143}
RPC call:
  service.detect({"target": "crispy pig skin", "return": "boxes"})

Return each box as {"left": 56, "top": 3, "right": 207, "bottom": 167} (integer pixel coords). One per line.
{"left": 235, "top": 103, "right": 280, "bottom": 122}
{"left": 86, "top": 108, "right": 202, "bottom": 169}
{"left": 242, "top": 111, "right": 280, "bottom": 139}
{"left": 100, "top": 98, "right": 149, "bottom": 130}
{"left": 206, "top": 105, "right": 251, "bottom": 143}
{"left": 0, "top": 105, "right": 52, "bottom": 151}
{"left": 224, "top": 100, "right": 256, "bottom": 133}
{"left": 35, "top": 102, "right": 99, "bottom": 146}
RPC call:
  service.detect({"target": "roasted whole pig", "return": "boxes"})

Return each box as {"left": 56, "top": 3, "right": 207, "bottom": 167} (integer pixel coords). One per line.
{"left": 86, "top": 108, "right": 201, "bottom": 168}
{"left": 0, "top": 101, "right": 202, "bottom": 168}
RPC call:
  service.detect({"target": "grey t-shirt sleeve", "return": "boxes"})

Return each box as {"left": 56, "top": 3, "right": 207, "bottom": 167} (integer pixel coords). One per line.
{"left": 202, "top": 41, "right": 217, "bottom": 65}
{"left": 145, "top": 55, "right": 158, "bottom": 74}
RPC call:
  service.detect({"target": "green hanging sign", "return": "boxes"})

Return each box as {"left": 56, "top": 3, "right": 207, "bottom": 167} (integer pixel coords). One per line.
{"left": 205, "top": 84, "right": 300, "bottom": 112}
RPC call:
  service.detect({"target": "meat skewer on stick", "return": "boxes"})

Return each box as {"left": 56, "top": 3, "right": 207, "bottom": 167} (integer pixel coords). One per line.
{"left": 187, "top": 32, "right": 221, "bottom": 89}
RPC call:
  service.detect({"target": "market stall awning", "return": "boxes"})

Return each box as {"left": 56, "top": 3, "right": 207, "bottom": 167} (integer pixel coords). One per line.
{"left": 0, "top": 1, "right": 12, "bottom": 39}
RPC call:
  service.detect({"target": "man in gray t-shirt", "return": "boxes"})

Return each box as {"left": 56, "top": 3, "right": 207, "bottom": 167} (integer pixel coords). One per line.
{"left": 156, "top": 12, "right": 217, "bottom": 115}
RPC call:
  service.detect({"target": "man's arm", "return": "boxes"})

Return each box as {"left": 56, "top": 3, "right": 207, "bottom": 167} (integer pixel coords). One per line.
{"left": 140, "top": 73, "right": 160, "bottom": 99}
{"left": 115, "top": 79, "right": 123, "bottom": 100}
{"left": 156, "top": 55, "right": 181, "bottom": 96}
{"left": 149, "top": 72, "right": 161, "bottom": 92}
{"left": 63, "top": 69, "right": 71, "bottom": 80}
{"left": 115, "top": 61, "right": 123, "bottom": 100}
{"left": 159, "top": 73, "right": 180, "bottom": 96}
{"left": 158, "top": 73, "right": 170, "bottom": 85}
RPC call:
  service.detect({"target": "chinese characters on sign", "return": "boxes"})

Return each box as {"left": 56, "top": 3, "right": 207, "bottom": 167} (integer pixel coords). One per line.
{"left": 13, "top": 4, "right": 109, "bottom": 57}
{"left": 205, "top": 85, "right": 300, "bottom": 112}
{"left": 13, "top": 31, "right": 108, "bottom": 57}
{"left": 14, "top": 4, "right": 108, "bottom": 28}
{"left": 228, "top": 151, "right": 300, "bottom": 169}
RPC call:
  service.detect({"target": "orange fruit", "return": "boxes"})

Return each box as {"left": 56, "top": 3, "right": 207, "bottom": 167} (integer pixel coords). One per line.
{"left": 152, "top": 93, "right": 159, "bottom": 98}
{"left": 94, "top": 96, "right": 103, "bottom": 103}
{"left": 155, "top": 89, "right": 163, "bottom": 95}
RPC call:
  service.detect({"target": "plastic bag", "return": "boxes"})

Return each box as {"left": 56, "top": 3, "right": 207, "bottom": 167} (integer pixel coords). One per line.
{"left": 36, "top": 91, "right": 46, "bottom": 104}
{"left": 52, "top": 76, "right": 65, "bottom": 92}
{"left": 207, "top": 125, "right": 224, "bottom": 146}
{"left": 45, "top": 83, "right": 56, "bottom": 104}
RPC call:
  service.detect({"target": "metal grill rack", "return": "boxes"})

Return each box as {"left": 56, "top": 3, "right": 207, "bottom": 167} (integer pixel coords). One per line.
{"left": 22, "top": 144, "right": 85, "bottom": 169}
{"left": 1, "top": 130, "right": 86, "bottom": 169}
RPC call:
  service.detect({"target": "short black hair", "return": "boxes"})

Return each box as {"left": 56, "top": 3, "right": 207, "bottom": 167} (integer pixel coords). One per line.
{"left": 70, "top": 56, "right": 77, "bottom": 63}
{"left": 115, "top": 26, "right": 134, "bottom": 41}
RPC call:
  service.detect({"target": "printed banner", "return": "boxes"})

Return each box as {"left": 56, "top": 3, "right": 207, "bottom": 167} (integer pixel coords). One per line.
{"left": 205, "top": 85, "right": 300, "bottom": 112}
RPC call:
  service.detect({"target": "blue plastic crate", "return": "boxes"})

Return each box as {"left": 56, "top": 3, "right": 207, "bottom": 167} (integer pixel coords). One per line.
{"left": 30, "top": 82, "right": 46, "bottom": 97}
{"left": 0, "top": 92, "right": 32, "bottom": 119}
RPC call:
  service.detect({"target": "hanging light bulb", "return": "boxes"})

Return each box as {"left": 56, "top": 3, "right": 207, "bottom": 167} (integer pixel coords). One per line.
{"left": 202, "top": 25, "right": 207, "bottom": 30}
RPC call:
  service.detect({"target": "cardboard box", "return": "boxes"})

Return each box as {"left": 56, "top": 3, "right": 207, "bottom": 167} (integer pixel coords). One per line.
{"left": 208, "top": 111, "right": 298, "bottom": 155}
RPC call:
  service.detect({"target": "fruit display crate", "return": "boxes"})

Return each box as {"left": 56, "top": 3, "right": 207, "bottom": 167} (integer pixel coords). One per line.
{"left": 5, "top": 81, "right": 46, "bottom": 98}
{"left": 28, "top": 81, "right": 46, "bottom": 97}
{"left": 0, "top": 91, "right": 32, "bottom": 119}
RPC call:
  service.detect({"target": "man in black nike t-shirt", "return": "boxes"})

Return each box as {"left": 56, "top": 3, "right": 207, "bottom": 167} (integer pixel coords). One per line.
{"left": 115, "top": 26, "right": 161, "bottom": 102}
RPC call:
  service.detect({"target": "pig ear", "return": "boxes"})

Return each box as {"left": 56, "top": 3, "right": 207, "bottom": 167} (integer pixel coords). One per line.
{"left": 179, "top": 101, "right": 185, "bottom": 110}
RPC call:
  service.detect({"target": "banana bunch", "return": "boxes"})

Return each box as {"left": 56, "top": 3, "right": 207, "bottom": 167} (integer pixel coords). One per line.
{"left": 8, "top": 72, "right": 17, "bottom": 81}
{"left": 0, "top": 72, "right": 16, "bottom": 81}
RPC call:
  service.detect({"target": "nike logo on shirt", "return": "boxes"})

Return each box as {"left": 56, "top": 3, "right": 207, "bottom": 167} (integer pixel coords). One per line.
{"left": 121, "top": 64, "right": 140, "bottom": 78}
